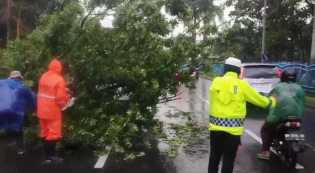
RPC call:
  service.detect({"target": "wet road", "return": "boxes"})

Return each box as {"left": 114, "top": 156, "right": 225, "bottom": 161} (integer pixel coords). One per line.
{"left": 156, "top": 77, "right": 315, "bottom": 173}
{"left": 189, "top": 78, "right": 315, "bottom": 173}
{"left": 0, "top": 77, "right": 314, "bottom": 173}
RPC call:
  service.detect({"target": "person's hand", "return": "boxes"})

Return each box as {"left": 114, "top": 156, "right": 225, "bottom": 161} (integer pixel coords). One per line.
{"left": 269, "top": 96, "right": 277, "bottom": 108}
{"left": 62, "top": 97, "right": 76, "bottom": 111}
{"left": 68, "top": 97, "right": 76, "bottom": 107}
{"left": 66, "top": 88, "right": 73, "bottom": 97}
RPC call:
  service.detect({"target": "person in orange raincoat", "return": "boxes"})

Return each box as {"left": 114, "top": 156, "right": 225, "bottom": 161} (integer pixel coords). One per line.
{"left": 37, "top": 58, "right": 73, "bottom": 164}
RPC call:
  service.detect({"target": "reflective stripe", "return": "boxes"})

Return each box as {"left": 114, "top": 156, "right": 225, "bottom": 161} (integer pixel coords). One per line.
{"left": 38, "top": 93, "right": 56, "bottom": 99}
{"left": 209, "top": 116, "right": 244, "bottom": 127}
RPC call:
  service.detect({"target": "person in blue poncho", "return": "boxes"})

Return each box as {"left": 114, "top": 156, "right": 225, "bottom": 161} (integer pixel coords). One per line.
{"left": 0, "top": 71, "right": 36, "bottom": 156}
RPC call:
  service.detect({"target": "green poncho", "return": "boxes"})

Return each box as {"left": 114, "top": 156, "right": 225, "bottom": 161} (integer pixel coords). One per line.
{"left": 267, "top": 83, "right": 305, "bottom": 123}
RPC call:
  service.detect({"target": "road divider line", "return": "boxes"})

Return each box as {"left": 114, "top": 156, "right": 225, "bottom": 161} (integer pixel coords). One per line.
{"left": 244, "top": 129, "right": 262, "bottom": 144}
{"left": 94, "top": 146, "right": 112, "bottom": 169}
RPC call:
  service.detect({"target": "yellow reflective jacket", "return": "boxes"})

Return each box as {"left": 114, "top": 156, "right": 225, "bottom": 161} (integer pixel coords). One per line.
{"left": 209, "top": 72, "right": 275, "bottom": 136}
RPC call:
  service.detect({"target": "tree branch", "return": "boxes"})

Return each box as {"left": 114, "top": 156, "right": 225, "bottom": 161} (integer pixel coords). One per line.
{"left": 80, "top": 8, "right": 95, "bottom": 28}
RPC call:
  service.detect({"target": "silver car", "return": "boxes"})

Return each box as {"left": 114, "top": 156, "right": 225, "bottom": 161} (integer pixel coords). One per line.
{"left": 241, "top": 63, "right": 281, "bottom": 95}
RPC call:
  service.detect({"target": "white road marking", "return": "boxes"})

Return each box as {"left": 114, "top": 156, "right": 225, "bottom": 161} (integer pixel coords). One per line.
{"left": 195, "top": 92, "right": 305, "bottom": 170}
{"left": 244, "top": 129, "right": 262, "bottom": 144}
{"left": 94, "top": 146, "right": 112, "bottom": 169}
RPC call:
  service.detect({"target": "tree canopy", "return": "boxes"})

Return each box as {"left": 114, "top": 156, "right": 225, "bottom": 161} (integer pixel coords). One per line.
{"left": 214, "top": 0, "right": 313, "bottom": 62}
{"left": 1, "top": 0, "right": 220, "bottom": 157}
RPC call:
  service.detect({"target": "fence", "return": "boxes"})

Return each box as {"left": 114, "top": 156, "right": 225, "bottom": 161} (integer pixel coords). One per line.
{"left": 277, "top": 64, "right": 315, "bottom": 93}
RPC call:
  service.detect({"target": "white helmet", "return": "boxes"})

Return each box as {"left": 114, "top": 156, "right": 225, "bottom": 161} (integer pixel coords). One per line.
{"left": 224, "top": 57, "right": 242, "bottom": 68}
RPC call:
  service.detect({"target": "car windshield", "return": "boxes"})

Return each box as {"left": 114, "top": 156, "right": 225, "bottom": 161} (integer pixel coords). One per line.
{"left": 244, "top": 66, "right": 277, "bottom": 79}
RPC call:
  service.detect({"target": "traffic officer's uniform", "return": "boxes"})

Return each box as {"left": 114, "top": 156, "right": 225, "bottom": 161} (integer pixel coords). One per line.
{"left": 208, "top": 57, "right": 276, "bottom": 173}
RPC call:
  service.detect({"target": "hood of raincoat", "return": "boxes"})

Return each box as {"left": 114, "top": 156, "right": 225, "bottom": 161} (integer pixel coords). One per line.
{"left": 48, "top": 59, "right": 63, "bottom": 74}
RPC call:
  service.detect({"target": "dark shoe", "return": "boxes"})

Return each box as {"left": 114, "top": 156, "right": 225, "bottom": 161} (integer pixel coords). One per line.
{"left": 41, "top": 156, "right": 63, "bottom": 165}
{"left": 41, "top": 159, "right": 53, "bottom": 165}
{"left": 16, "top": 149, "right": 25, "bottom": 157}
{"left": 50, "top": 156, "right": 64, "bottom": 164}
{"left": 7, "top": 141, "right": 17, "bottom": 148}
{"left": 257, "top": 151, "right": 270, "bottom": 160}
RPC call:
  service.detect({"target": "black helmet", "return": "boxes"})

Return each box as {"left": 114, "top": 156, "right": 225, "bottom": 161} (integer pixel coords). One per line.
{"left": 281, "top": 69, "right": 297, "bottom": 83}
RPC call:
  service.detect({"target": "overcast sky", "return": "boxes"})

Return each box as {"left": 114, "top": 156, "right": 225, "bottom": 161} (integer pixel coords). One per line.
{"left": 100, "top": 0, "right": 234, "bottom": 35}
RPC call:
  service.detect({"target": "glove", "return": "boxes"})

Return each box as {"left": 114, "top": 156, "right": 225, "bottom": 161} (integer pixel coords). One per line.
{"left": 62, "top": 97, "right": 76, "bottom": 111}
{"left": 268, "top": 96, "right": 277, "bottom": 108}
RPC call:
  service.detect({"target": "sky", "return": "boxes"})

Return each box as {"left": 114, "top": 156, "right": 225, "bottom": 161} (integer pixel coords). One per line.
{"left": 100, "top": 0, "right": 234, "bottom": 35}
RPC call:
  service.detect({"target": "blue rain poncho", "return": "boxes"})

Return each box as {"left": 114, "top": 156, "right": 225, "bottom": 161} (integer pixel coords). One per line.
{"left": 0, "top": 79, "right": 36, "bottom": 131}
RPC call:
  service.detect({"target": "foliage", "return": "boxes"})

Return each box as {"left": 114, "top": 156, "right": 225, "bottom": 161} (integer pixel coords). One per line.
{"left": 0, "top": 0, "right": 213, "bottom": 157}
{"left": 215, "top": 0, "right": 313, "bottom": 62}
{"left": 158, "top": 112, "right": 206, "bottom": 158}
{"left": 0, "top": 0, "right": 64, "bottom": 46}
{"left": 165, "top": 0, "right": 221, "bottom": 42}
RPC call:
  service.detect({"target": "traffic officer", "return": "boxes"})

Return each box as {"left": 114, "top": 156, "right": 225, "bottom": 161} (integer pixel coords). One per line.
{"left": 208, "top": 57, "right": 276, "bottom": 173}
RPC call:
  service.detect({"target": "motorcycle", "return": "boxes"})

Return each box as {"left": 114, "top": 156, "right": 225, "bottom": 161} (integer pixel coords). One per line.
{"left": 270, "top": 117, "right": 306, "bottom": 169}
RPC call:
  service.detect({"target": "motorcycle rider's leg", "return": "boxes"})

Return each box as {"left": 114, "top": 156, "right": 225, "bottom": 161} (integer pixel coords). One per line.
{"left": 208, "top": 131, "right": 225, "bottom": 173}
{"left": 261, "top": 122, "right": 273, "bottom": 150}
{"left": 257, "top": 122, "right": 277, "bottom": 160}
{"left": 221, "top": 134, "right": 240, "bottom": 173}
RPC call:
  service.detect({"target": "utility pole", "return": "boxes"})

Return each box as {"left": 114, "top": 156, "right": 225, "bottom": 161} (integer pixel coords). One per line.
{"left": 261, "top": 0, "right": 267, "bottom": 62}
{"left": 310, "top": 1, "right": 315, "bottom": 64}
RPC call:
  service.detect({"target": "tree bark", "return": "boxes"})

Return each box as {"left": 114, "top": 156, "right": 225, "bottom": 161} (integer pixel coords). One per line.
{"left": 6, "top": 0, "right": 12, "bottom": 45}
{"left": 16, "top": 4, "right": 22, "bottom": 39}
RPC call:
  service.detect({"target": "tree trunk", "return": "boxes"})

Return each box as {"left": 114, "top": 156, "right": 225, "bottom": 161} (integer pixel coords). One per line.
{"left": 6, "top": 0, "right": 12, "bottom": 45}
{"left": 16, "top": 5, "right": 22, "bottom": 39}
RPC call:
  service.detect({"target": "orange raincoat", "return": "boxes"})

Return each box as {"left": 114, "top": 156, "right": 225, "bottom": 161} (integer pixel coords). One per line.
{"left": 37, "top": 59, "right": 70, "bottom": 140}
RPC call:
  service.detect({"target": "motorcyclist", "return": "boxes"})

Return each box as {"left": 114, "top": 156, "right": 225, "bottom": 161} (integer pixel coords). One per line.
{"left": 257, "top": 68, "right": 305, "bottom": 160}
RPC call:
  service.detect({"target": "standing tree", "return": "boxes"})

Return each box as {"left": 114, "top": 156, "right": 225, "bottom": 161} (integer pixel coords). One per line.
{"left": 217, "top": 0, "right": 313, "bottom": 62}
{"left": 0, "top": 0, "right": 62, "bottom": 46}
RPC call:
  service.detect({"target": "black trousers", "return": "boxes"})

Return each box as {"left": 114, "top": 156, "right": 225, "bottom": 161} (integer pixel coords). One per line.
{"left": 6, "top": 130, "right": 24, "bottom": 149}
{"left": 260, "top": 122, "right": 278, "bottom": 151}
{"left": 208, "top": 131, "right": 240, "bottom": 173}
{"left": 5, "top": 114, "right": 26, "bottom": 150}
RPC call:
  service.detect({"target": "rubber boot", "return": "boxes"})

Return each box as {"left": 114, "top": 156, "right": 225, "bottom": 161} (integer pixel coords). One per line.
{"left": 42, "top": 140, "right": 63, "bottom": 165}
{"left": 6, "top": 130, "right": 25, "bottom": 156}
{"left": 15, "top": 131, "right": 25, "bottom": 156}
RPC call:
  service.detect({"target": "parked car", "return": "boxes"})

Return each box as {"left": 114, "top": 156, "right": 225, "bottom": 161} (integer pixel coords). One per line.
{"left": 241, "top": 63, "right": 281, "bottom": 95}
